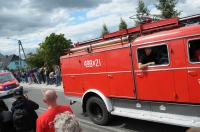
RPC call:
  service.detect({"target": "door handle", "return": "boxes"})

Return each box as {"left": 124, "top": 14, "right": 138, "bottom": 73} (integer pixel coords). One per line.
{"left": 107, "top": 74, "right": 113, "bottom": 78}
{"left": 136, "top": 72, "right": 144, "bottom": 78}
{"left": 188, "top": 70, "right": 198, "bottom": 76}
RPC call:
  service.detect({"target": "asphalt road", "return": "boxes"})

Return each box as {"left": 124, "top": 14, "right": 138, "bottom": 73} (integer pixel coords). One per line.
{"left": 5, "top": 85, "right": 188, "bottom": 132}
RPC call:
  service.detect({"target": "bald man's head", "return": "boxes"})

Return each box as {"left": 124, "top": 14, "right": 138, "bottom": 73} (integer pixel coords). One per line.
{"left": 43, "top": 90, "right": 58, "bottom": 104}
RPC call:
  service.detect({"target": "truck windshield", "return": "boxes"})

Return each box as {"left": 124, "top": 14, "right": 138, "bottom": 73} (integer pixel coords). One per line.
{"left": 0, "top": 73, "right": 15, "bottom": 83}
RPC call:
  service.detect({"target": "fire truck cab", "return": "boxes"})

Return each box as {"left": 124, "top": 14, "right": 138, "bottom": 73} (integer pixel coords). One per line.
{"left": 60, "top": 15, "right": 200, "bottom": 127}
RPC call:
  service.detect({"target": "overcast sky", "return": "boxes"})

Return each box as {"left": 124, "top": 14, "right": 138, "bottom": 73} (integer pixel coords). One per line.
{"left": 0, "top": 0, "right": 199, "bottom": 55}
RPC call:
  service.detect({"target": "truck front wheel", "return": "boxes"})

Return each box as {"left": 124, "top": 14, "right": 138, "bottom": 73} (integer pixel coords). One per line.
{"left": 86, "top": 96, "right": 110, "bottom": 125}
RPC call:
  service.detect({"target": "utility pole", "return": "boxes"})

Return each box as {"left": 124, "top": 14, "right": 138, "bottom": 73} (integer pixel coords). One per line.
{"left": 18, "top": 40, "right": 26, "bottom": 70}
{"left": 18, "top": 41, "right": 21, "bottom": 69}
{"left": 7, "top": 37, "right": 27, "bottom": 70}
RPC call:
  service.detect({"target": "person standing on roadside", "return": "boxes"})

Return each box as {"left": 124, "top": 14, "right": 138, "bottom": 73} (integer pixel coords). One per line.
{"left": 11, "top": 87, "right": 39, "bottom": 132}
{"left": 27, "top": 69, "right": 32, "bottom": 84}
{"left": 44, "top": 67, "right": 50, "bottom": 85}
{"left": 40, "top": 67, "right": 45, "bottom": 84}
{"left": 36, "top": 89, "right": 73, "bottom": 132}
{"left": 0, "top": 100, "right": 16, "bottom": 132}
{"left": 54, "top": 65, "right": 61, "bottom": 86}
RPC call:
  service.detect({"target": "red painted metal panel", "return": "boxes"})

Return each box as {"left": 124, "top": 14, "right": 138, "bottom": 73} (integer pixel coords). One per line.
{"left": 134, "top": 25, "right": 200, "bottom": 45}
{"left": 133, "top": 44, "right": 175, "bottom": 102}
{"left": 81, "top": 74, "right": 109, "bottom": 96}
{"left": 127, "top": 26, "right": 141, "bottom": 34}
{"left": 185, "top": 36, "right": 200, "bottom": 103}
{"left": 62, "top": 76, "right": 83, "bottom": 96}
{"left": 187, "top": 67, "right": 200, "bottom": 103}
{"left": 170, "top": 39, "right": 189, "bottom": 103}
{"left": 103, "top": 29, "right": 128, "bottom": 39}
{"left": 136, "top": 69, "right": 175, "bottom": 101}
{"left": 103, "top": 18, "right": 178, "bottom": 39}
{"left": 142, "top": 18, "right": 178, "bottom": 30}
{"left": 80, "top": 52, "right": 109, "bottom": 96}
{"left": 61, "top": 56, "right": 83, "bottom": 96}
{"left": 60, "top": 18, "right": 200, "bottom": 105}
{"left": 106, "top": 47, "right": 135, "bottom": 98}
{"left": 80, "top": 52, "right": 107, "bottom": 73}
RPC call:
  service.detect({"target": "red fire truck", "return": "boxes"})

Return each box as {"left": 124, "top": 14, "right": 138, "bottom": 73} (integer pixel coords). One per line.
{"left": 60, "top": 14, "right": 200, "bottom": 127}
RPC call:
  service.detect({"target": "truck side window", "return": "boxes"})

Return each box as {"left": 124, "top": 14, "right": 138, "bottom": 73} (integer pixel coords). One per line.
{"left": 137, "top": 45, "right": 169, "bottom": 68}
{"left": 188, "top": 39, "right": 200, "bottom": 63}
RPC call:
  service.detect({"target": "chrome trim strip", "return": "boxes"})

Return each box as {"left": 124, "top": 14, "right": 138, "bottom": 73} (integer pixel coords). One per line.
{"left": 62, "top": 70, "right": 132, "bottom": 76}
{"left": 135, "top": 67, "right": 200, "bottom": 72}
{"left": 62, "top": 67, "right": 200, "bottom": 76}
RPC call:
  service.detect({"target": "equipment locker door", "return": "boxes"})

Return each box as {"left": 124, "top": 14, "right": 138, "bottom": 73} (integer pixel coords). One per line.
{"left": 106, "top": 45, "right": 135, "bottom": 98}
{"left": 186, "top": 37, "right": 200, "bottom": 103}
{"left": 133, "top": 44, "right": 175, "bottom": 101}
{"left": 80, "top": 52, "right": 109, "bottom": 96}
{"left": 61, "top": 56, "right": 83, "bottom": 96}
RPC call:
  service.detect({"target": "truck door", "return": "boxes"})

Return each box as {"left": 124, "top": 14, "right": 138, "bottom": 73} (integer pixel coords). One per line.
{"left": 186, "top": 37, "right": 200, "bottom": 103}
{"left": 170, "top": 39, "right": 189, "bottom": 103}
{"left": 134, "top": 44, "right": 175, "bottom": 101}
{"left": 106, "top": 45, "right": 135, "bottom": 98}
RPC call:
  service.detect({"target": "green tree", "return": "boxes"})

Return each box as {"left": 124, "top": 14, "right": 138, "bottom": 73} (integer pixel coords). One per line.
{"left": 26, "top": 33, "right": 72, "bottom": 68}
{"left": 119, "top": 17, "right": 128, "bottom": 30}
{"left": 26, "top": 49, "right": 44, "bottom": 68}
{"left": 135, "top": 0, "right": 150, "bottom": 25}
{"left": 101, "top": 24, "right": 109, "bottom": 36}
{"left": 156, "top": 0, "right": 181, "bottom": 18}
{"left": 40, "top": 33, "right": 72, "bottom": 67}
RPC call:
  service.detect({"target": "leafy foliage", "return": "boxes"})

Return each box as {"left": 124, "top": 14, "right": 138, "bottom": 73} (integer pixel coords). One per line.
{"left": 26, "top": 50, "right": 44, "bottom": 68}
{"left": 26, "top": 33, "right": 72, "bottom": 68}
{"left": 156, "top": 0, "right": 181, "bottom": 18}
{"left": 135, "top": 0, "right": 150, "bottom": 25}
{"left": 101, "top": 24, "right": 109, "bottom": 37}
{"left": 119, "top": 18, "right": 128, "bottom": 30}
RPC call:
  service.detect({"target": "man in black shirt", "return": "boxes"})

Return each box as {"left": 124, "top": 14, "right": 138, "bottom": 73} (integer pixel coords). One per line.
{"left": 0, "top": 100, "right": 15, "bottom": 132}
{"left": 11, "top": 87, "right": 39, "bottom": 132}
{"left": 138, "top": 47, "right": 157, "bottom": 69}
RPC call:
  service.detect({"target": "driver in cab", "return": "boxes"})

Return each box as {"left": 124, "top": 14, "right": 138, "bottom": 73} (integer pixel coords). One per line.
{"left": 138, "top": 47, "right": 157, "bottom": 70}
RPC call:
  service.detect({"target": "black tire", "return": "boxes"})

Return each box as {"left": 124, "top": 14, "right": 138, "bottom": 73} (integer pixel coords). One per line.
{"left": 86, "top": 96, "right": 110, "bottom": 125}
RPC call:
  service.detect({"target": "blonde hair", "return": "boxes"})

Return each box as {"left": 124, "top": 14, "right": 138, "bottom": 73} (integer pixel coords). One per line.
{"left": 54, "top": 111, "right": 81, "bottom": 132}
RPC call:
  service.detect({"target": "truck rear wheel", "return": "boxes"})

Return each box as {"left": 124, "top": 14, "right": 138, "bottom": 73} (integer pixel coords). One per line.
{"left": 86, "top": 96, "right": 110, "bottom": 125}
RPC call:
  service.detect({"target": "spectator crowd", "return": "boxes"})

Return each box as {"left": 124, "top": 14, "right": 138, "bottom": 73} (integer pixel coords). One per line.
{"left": 11, "top": 65, "right": 61, "bottom": 87}
{"left": 0, "top": 88, "right": 81, "bottom": 132}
